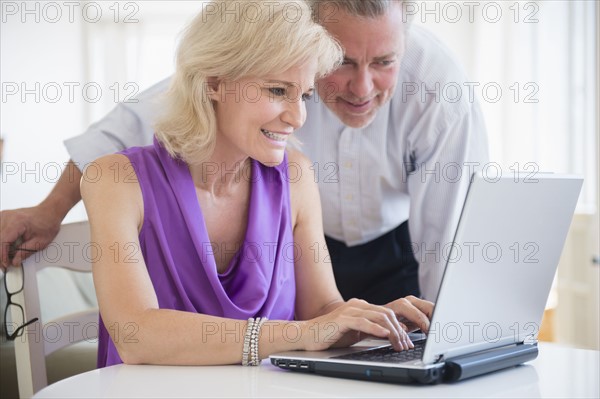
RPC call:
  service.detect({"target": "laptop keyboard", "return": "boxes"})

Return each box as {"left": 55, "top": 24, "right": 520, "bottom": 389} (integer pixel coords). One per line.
{"left": 333, "top": 341, "right": 425, "bottom": 363}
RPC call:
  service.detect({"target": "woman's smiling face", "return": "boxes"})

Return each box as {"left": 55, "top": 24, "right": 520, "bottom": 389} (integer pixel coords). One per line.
{"left": 210, "top": 61, "right": 317, "bottom": 166}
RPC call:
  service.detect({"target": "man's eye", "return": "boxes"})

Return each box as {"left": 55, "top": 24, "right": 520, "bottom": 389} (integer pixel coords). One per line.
{"left": 377, "top": 60, "right": 394, "bottom": 66}
{"left": 268, "top": 87, "right": 286, "bottom": 96}
{"left": 302, "top": 93, "right": 313, "bottom": 101}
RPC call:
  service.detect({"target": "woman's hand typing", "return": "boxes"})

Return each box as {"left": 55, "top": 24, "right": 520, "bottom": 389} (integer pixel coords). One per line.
{"left": 300, "top": 297, "right": 434, "bottom": 352}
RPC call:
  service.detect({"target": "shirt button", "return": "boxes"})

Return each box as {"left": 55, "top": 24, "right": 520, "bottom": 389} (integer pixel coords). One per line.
{"left": 345, "top": 194, "right": 353, "bottom": 201}
{"left": 344, "top": 161, "right": 353, "bottom": 169}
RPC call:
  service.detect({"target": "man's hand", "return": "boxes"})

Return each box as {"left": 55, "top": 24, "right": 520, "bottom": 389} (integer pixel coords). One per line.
{"left": 1, "top": 160, "right": 83, "bottom": 271}
{"left": 0, "top": 205, "right": 62, "bottom": 270}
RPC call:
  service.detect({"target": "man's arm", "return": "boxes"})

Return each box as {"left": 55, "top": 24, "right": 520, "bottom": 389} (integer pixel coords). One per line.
{"left": 0, "top": 161, "right": 81, "bottom": 269}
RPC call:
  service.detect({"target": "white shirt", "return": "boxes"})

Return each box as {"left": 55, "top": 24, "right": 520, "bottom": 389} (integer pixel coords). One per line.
{"left": 65, "top": 26, "right": 489, "bottom": 300}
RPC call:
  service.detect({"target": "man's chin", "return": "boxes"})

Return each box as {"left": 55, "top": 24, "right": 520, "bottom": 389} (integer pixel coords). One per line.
{"left": 323, "top": 101, "right": 378, "bottom": 128}
{"left": 336, "top": 110, "right": 377, "bottom": 129}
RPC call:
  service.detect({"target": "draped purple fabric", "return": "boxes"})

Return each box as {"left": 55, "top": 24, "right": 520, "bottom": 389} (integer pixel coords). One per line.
{"left": 97, "top": 138, "right": 296, "bottom": 367}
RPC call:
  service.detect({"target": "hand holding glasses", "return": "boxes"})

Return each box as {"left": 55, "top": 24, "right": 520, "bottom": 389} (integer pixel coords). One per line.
{"left": 7, "top": 235, "right": 37, "bottom": 263}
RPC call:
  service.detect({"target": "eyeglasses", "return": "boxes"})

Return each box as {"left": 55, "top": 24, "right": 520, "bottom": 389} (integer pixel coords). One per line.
{"left": 3, "top": 266, "right": 39, "bottom": 340}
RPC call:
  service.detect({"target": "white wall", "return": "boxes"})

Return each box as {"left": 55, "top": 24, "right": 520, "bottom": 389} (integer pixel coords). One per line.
{"left": 1, "top": 1, "right": 202, "bottom": 221}
{"left": 1, "top": 6, "right": 87, "bottom": 217}
{"left": 416, "top": 1, "right": 597, "bottom": 208}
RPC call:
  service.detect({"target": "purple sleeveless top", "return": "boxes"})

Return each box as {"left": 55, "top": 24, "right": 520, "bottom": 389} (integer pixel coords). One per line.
{"left": 97, "top": 138, "right": 296, "bottom": 367}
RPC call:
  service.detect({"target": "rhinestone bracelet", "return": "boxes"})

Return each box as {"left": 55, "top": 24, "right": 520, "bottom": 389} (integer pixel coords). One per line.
{"left": 249, "top": 317, "right": 268, "bottom": 366}
{"left": 242, "top": 317, "right": 255, "bottom": 366}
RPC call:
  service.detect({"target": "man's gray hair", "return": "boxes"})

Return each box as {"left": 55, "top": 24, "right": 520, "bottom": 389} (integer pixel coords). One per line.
{"left": 308, "top": 0, "right": 412, "bottom": 26}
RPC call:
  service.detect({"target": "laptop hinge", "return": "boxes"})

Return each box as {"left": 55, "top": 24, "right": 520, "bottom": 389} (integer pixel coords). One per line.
{"left": 443, "top": 343, "right": 538, "bottom": 382}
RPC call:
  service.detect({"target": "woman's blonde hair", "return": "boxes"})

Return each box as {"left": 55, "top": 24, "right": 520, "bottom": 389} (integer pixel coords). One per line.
{"left": 155, "top": 0, "right": 343, "bottom": 164}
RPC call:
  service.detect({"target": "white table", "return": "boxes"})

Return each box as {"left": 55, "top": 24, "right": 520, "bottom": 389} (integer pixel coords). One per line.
{"left": 35, "top": 343, "right": 599, "bottom": 398}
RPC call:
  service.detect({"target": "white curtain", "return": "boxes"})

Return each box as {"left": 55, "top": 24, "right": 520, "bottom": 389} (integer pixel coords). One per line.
{"left": 418, "top": 0, "right": 597, "bottom": 211}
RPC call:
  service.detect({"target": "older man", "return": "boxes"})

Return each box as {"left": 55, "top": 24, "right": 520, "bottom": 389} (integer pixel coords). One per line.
{"left": 1, "top": 0, "right": 488, "bottom": 302}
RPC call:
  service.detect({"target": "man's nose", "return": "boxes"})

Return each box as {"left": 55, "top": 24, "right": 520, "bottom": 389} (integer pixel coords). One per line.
{"left": 348, "top": 67, "right": 374, "bottom": 99}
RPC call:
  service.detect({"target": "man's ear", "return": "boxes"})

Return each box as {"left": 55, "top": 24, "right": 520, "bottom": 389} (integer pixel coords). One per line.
{"left": 206, "top": 77, "right": 220, "bottom": 101}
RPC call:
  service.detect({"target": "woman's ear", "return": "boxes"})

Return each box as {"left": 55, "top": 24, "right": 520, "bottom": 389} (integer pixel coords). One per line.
{"left": 206, "top": 77, "right": 220, "bottom": 101}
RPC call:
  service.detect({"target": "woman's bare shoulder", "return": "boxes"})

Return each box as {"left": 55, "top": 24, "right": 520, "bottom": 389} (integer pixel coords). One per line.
{"left": 80, "top": 153, "right": 143, "bottom": 227}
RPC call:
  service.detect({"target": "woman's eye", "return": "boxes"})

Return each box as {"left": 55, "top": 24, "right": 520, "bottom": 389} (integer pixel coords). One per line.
{"left": 268, "top": 87, "right": 286, "bottom": 97}
{"left": 302, "top": 93, "right": 313, "bottom": 101}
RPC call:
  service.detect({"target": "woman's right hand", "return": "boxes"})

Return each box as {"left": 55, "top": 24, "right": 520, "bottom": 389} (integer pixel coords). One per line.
{"left": 300, "top": 298, "right": 417, "bottom": 352}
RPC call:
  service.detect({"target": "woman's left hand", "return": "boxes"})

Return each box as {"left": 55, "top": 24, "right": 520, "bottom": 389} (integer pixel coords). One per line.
{"left": 384, "top": 295, "right": 434, "bottom": 334}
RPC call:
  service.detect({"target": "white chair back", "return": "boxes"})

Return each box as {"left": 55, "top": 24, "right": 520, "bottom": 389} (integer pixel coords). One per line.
{"left": 6, "top": 221, "right": 98, "bottom": 398}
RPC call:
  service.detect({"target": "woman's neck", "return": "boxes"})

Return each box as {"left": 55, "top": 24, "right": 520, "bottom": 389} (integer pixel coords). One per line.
{"left": 188, "top": 142, "right": 251, "bottom": 197}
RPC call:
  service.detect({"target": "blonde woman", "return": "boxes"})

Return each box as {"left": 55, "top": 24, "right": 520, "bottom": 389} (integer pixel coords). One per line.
{"left": 82, "top": 0, "right": 433, "bottom": 367}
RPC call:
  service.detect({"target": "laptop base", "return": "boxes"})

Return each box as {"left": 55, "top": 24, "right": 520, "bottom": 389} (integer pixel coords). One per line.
{"left": 271, "top": 343, "right": 538, "bottom": 385}
{"left": 271, "top": 357, "right": 445, "bottom": 384}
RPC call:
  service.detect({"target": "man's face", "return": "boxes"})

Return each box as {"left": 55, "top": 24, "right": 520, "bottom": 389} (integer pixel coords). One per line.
{"left": 317, "top": 5, "right": 406, "bottom": 128}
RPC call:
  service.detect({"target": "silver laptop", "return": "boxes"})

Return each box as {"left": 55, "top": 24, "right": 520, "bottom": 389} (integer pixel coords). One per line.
{"left": 270, "top": 172, "right": 583, "bottom": 384}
